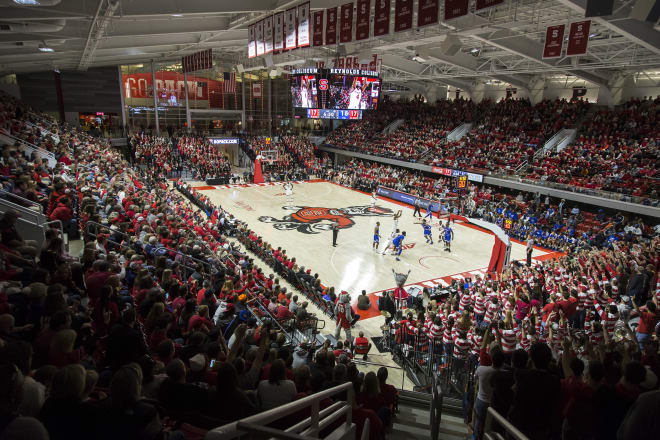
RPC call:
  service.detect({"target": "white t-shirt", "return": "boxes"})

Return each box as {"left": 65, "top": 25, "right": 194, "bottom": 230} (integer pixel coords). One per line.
{"left": 475, "top": 365, "right": 496, "bottom": 403}
{"left": 257, "top": 379, "right": 297, "bottom": 410}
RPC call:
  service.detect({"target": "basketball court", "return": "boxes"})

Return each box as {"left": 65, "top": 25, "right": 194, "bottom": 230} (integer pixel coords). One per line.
{"left": 197, "top": 180, "right": 558, "bottom": 318}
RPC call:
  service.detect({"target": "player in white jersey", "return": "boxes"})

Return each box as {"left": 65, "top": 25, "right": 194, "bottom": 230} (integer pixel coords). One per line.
{"left": 381, "top": 228, "right": 399, "bottom": 255}
{"left": 301, "top": 81, "right": 310, "bottom": 108}
{"left": 284, "top": 181, "right": 294, "bottom": 204}
{"left": 391, "top": 210, "right": 402, "bottom": 234}
{"left": 348, "top": 82, "right": 363, "bottom": 109}
{"left": 371, "top": 191, "right": 377, "bottom": 208}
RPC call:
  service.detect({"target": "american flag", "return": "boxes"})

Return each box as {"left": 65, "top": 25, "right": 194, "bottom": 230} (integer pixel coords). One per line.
{"left": 223, "top": 72, "right": 236, "bottom": 93}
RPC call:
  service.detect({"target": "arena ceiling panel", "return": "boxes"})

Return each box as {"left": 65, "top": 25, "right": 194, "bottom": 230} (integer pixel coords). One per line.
{"left": 0, "top": 0, "right": 658, "bottom": 91}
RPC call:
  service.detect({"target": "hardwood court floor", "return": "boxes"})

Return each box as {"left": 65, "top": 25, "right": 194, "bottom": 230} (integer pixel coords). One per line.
{"left": 198, "top": 180, "right": 553, "bottom": 317}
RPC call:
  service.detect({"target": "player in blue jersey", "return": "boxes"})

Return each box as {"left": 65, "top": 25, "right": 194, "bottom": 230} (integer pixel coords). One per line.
{"left": 392, "top": 231, "right": 406, "bottom": 261}
{"left": 442, "top": 221, "right": 454, "bottom": 252}
{"left": 424, "top": 202, "right": 434, "bottom": 220}
{"left": 373, "top": 222, "right": 381, "bottom": 251}
{"left": 421, "top": 219, "right": 433, "bottom": 244}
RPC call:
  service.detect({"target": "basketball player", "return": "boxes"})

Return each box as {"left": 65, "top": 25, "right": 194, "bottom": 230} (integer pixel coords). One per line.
{"left": 391, "top": 210, "right": 402, "bottom": 234}
{"left": 373, "top": 222, "right": 381, "bottom": 251}
{"left": 348, "top": 80, "right": 363, "bottom": 109}
{"left": 381, "top": 228, "right": 399, "bottom": 255}
{"left": 371, "top": 190, "right": 377, "bottom": 208}
{"left": 421, "top": 219, "right": 433, "bottom": 244}
{"left": 284, "top": 181, "right": 294, "bottom": 204}
{"left": 443, "top": 221, "right": 454, "bottom": 252}
{"left": 392, "top": 231, "right": 406, "bottom": 261}
{"left": 301, "top": 79, "right": 310, "bottom": 108}
{"left": 424, "top": 201, "right": 434, "bottom": 220}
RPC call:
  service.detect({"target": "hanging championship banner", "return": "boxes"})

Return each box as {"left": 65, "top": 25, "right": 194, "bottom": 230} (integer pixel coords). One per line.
{"left": 264, "top": 16, "right": 273, "bottom": 54}
{"left": 418, "top": 0, "right": 439, "bottom": 27}
{"left": 340, "top": 2, "right": 354, "bottom": 43}
{"left": 256, "top": 20, "right": 265, "bottom": 56}
{"left": 475, "top": 0, "right": 503, "bottom": 10}
{"left": 253, "top": 83, "right": 262, "bottom": 98}
{"left": 285, "top": 7, "right": 297, "bottom": 50}
{"left": 356, "top": 0, "right": 371, "bottom": 40}
{"left": 566, "top": 20, "right": 590, "bottom": 56}
{"left": 274, "top": 12, "right": 284, "bottom": 52}
{"left": 313, "top": 10, "right": 324, "bottom": 46}
{"left": 394, "top": 0, "right": 413, "bottom": 32}
{"left": 248, "top": 24, "right": 256, "bottom": 58}
{"left": 542, "top": 24, "right": 565, "bottom": 59}
{"left": 297, "top": 2, "right": 310, "bottom": 47}
{"left": 326, "top": 7, "right": 338, "bottom": 45}
{"left": 444, "top": 0, "right": 468, "bottom": 20}
{"left": 374, "top": 0, "right": 390, "bottom": 36}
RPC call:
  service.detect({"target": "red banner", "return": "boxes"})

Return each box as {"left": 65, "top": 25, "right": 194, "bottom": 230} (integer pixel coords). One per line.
{"left": 542, "top": 24, "right": 565, "bottom": 59}
{"left": 313, "top": 10, "right": 324, "bottom": 46}
{"left": 326, "top": 7, "right": 338, "bottom": 45}
{"left": 475, "top": 0, "right": 503, "bottom": 10}
{"left": 394, "top": 0, "right": 413, "bottom": 32}
{"left": 431, "top": 166, "right": 452, "bottom": 176}
{"left": 444, "top": 0, "right": 468, "bottom": 20}
{"left": 356, "top": 0, "right": 371, "bottom": 40}
{"left": 340, "top": 3, "right": 354, "bottom": 43}
{"left": 374, "top": 0, "right": 390, "bottom": 36}
{"left": 566, "top": 20, "right": 590, "bottom": 56}
{"left": 418, "top": 0, "right": 439, "bottom": 27}
{"left": 123, "top": 72, "right": 224, "bottom": 109}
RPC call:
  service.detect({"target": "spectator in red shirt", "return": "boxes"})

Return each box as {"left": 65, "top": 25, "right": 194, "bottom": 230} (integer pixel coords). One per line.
{"left": 187, "top": 305, "right": 213, "bottom": 333}
{"left": 633, "top": 300, "right": 658, "bottom": 348}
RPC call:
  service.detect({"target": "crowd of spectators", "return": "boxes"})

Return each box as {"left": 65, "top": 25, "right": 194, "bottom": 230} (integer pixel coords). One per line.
{"left": 0, "top": 97, "right": 397, "bottom": 440}
{"left": 523, "top": 97, "right": 659, "bottom": 200}
{"left": 326, "top": 97, "right": 590, "bottom": 173}
{"left": 1, "top": 89, "right": 659, "bottom": 440}
{"left": 132, "top": 135, "right": 232, "bottom": 181}
{"left": 327, "top": 159, "right": 655, "bottom": 253}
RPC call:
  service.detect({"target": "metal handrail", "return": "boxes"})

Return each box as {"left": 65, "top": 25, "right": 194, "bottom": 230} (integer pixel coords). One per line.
{"left": 430, "top": 373, "right": 443, "bottom": 440}
{"left": 351, "top": 359, "right": 409, "bottom": 391}
{"left": 0, "top": 190, "right": 43, "bottom": 213}
{"left": 484, "top": 407, "right": 529, "bottom": 440}
{"left": 2, "top": 131, "right": 55, "bottom": 159}
{"left": 41, "top": 220, "right": 65, "bottom": 254}
{"left": 85, "top": 221, "right": 132, "bottom": 240}
{"left": 206, "top": 382, "right": 354, "bottom": 440}
{"left": 0, "top": 198, "right": 44, "bottom": 225}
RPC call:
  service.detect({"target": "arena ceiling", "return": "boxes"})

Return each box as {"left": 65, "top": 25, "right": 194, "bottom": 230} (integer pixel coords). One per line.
{"left": 1, "top": 0, "right": 659, "bottom": 93}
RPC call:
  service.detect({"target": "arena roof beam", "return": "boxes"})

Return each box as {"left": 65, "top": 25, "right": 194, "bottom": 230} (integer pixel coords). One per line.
{"left": 380, "top": 53, "right": 472, "bottom": 90}
{"left": 473, "top": 29, "right": 609, "bottom": 88}
{"left": 557, "top": 0, "right": 660, "bottom": 56}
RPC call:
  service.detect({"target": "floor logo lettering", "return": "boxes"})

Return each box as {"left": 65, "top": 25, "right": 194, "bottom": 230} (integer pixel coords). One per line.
{"left": 259, "top": 205, "right": 393, "bottom": 234}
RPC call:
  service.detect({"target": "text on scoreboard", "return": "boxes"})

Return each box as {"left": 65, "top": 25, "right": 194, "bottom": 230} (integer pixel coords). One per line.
{"left": 306, "top": 109, "right": 362, "bottom": 120}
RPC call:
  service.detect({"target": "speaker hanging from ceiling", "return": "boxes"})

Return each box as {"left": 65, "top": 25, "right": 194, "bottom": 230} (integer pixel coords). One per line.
{"left": 585, "top": 0, "right": 614, "bottom": 17}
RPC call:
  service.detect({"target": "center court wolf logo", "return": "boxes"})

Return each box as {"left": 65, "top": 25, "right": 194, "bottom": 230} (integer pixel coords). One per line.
{"left": 258, "top": 205, "right": 393, "bottom": 234}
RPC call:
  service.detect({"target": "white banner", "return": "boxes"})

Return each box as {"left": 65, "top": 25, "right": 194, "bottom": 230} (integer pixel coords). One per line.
{"left": 256, "top": 20, "right": 265, "bottom": 56}
{"left": 297, "top": 2, "right": 311, "bottom": 47}
{"left": 285, "top": 7, "right": 297, "bottom": 50}
{"left": 274, "top": 12, "right": 284, "bottom": 51}
{"left": 253, "top": 83, "right": 262, "bottom": 98}
{"left": 264, "top": 15, "right": 273, "bottom": 53}
{"left": 248, "top": 24, "right": 256, "bottom": 58}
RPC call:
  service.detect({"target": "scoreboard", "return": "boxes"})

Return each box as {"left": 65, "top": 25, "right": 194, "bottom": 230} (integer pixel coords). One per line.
{"left": 306, "top": 109, "right": 362, "bottom": 120}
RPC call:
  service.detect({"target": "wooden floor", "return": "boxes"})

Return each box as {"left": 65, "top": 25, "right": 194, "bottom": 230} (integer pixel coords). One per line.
{"left": 193, "top": 179, "right": 554, "bottom": 390}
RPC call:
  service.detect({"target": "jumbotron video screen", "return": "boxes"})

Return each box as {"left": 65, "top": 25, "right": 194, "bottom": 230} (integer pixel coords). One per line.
{"left": 291, "top": 68, "right": 380, "bottom": 112}
{"left": 324, "top": 75, "right": 380, "bottom": 110}
{"left": 290, "top": 74, "right": 318, "bottom": 109}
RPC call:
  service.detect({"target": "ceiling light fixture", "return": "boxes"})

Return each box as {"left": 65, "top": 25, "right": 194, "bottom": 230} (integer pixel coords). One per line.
{"left": 171, "top": 14, "right": 184, "bottom": 17}
{"left": 39, "top": 46, "right": 54, "bottom": 52}
{"left": 412, "top": 55, "right": 426, "bottom": 63}
{"left": 13, "top": 0, "right": 41, "bottom": 5}
{"left": 470, "top": 48, "right": 479, "bottom": 53}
